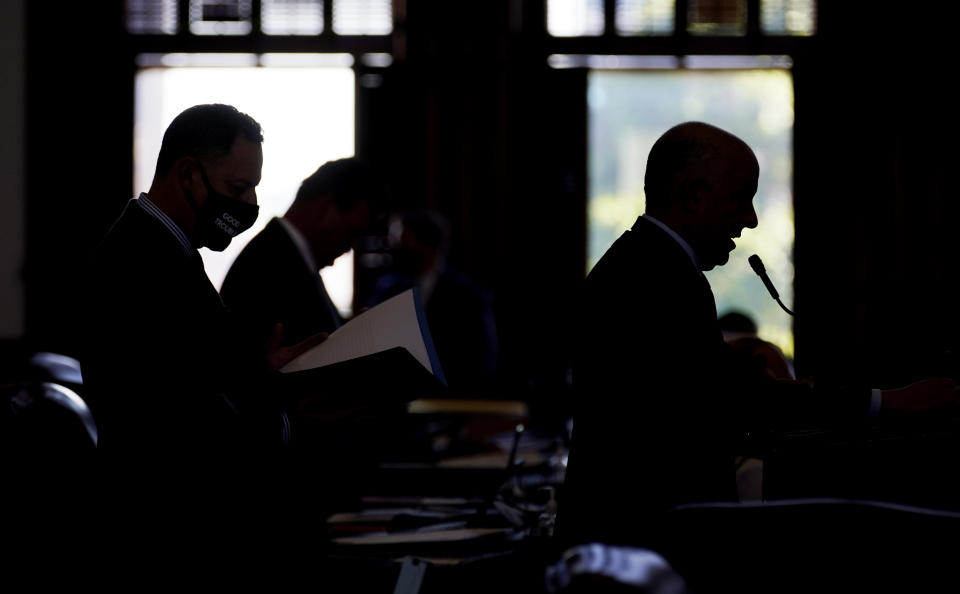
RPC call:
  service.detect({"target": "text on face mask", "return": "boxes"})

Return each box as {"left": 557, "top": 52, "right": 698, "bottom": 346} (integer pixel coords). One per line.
{"left": 216, "top": 215, "right": 239, "bottom": 236}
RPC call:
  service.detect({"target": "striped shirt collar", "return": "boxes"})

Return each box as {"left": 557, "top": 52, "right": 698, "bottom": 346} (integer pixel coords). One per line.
{"left": 277, "top": 216, "right": 320, "bottom": 275}
{"left": 276, "top": 217, "right": 343, "bottom": 329}
{"left": 640, "top": 214, "right": 701, "bottom": 274}
{"left": 136, "top": 193, "right": 195, "bottom": 256}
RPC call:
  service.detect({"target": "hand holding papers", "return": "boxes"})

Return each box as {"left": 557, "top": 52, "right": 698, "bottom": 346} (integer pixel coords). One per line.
{"left": 265, "top": 323, "right": 329, "bottom": 371}
{"left": 279, "top": 288, "right": 447, "bottom": 408}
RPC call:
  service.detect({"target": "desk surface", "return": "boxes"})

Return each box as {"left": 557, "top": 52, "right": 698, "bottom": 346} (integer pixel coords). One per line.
{"left": 315, "top": 403, "right": 567, "bottom": 591}
{"left": 762, "top": 415, "right": 960, "bottom": 509}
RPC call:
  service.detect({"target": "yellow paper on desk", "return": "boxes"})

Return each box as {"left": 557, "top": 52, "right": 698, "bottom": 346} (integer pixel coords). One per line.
{"left": 281, "top": 288, "right": 447, "bottom": 385}
{"left": 332, "top": 527, "right": 509, "bottom": 545}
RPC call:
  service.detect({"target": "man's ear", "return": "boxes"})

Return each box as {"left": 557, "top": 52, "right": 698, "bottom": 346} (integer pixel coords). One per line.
{"left": 314, "top": 193, "right": 341, "bottom": 223}
{"left": 175, "top": 156, "right": 200, "bottom": 192}
{"left": 678, "top": 178, "right": 709, "bottom": 214}
{"left": 678, "top": 188, "right": 702, "bottom": 214}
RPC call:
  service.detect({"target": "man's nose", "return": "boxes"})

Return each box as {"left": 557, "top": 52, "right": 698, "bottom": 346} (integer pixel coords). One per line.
{"left": 744, "top": 205, "right": 758, "bottom": 229}
{"left": 241, "top": 190, "right": 258, "bottom": 206}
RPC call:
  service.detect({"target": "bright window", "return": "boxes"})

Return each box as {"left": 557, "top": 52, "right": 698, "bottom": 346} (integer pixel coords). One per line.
{"left": 548, "top": 0, "right": 605, "bottom": 37}
{"left": 546, "top": 0, "right": 817, "bottom": 37}
{"left": 133, "top": 55, "right": 356, "bottom": 315}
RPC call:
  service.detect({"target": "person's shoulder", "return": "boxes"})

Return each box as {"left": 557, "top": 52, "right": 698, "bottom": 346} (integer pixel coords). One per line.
{"left": 439, "top": 268, "right": 487, "bottom": 293}
{"left": 236, "top": 218, "right": 287, "bottom": 256}
{"left": 585, "top": 228, "right": 642, "bottom": 282}
{"left": 594, "top": 222, "right": 690, "bottom": 276}
{"left": 88, "top": 215, "right": 198, "bottom": 314}
{"left": 254, "top": 217, "right": 286, "bottom": 242}
{"left": 583, "top": 225, "right": 695, "bottom": 310}
{"left": 93, "top": 202, "right": 184, "bottom": 269}
{"left": 96, "top": 200, "right": 150, "bottom": 245}
{"left": 241, "top": 219, "right": 300, "bottom": 266}
{"left": 622, "top": 217, "right": 681, "bottom": 256}
{"left": 223, "top": 219, "right": 290, "bottom": 283}
{"left": 368, "top": 273, "right": 415, "bottom": 305}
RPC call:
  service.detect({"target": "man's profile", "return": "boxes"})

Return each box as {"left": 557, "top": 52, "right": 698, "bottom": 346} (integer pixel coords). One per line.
{"left": 220, "top": 157, "right": 388, "bottom": 347}
{"left": 559, "top": 121, "right": 959, "bottom": 546}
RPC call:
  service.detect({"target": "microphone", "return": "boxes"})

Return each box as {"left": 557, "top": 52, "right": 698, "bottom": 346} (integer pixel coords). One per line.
{"left": 748, "top": 254, "right": 795, "bottom": 316}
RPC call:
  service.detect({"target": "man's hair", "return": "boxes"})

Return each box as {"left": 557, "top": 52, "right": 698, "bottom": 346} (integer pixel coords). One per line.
{"left": 718, "top": 310, "right": 758, "bottom": 335}
{"left": 154, "top": 104, "right": 263, "bottom": 178}
{"left": 294, "top": 157, "right": 389, "bottom": 214}
{"left": 644, "top": 121, "right": 743, "bottom": 209}
{"left": 401, "top": 208, "right": 451, "bottom": 255}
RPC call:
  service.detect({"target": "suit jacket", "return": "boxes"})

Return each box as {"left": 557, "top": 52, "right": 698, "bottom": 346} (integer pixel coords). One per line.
{"left": 80, "top": 199, "right": 281, "bottom": 453}
{"left": 220, "top": 217, "right": 341, "bottom": 346}
{"left": 367, "top": 268, "right": 498, "bottom": 392}
{"left": 560, "top": 216, "right": 867, "bottom": 545}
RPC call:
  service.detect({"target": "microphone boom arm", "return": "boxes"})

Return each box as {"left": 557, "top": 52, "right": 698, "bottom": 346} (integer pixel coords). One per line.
{"left": 748, "top": 254, "right": 795, "bottom": 317}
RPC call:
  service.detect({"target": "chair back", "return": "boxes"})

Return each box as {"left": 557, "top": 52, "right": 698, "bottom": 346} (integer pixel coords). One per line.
{"left": 2, "top": 381, "right": 98, "bottom": 450}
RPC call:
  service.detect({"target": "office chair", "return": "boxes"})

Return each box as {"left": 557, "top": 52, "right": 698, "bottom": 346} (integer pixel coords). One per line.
{"left": 545, "top": 542, "right": 692, "bottom": 593}
{"left": 27, "top": 351, "right": 84, "bottom": 386}
{"left": 653, "top": 498, "right": 960, "bottom": 593}
{"left": 2, "top": 381, "right": 98, "bottom": 450}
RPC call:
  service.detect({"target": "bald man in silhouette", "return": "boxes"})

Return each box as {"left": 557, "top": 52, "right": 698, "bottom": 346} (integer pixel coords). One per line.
{"left": 560, "top": 122, "right": 959, "bottom": 546}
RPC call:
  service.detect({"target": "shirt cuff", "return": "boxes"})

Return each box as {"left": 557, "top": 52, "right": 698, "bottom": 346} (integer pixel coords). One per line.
{"left": 868, "top": 388, "right": 883, "bottom": 419}
{"left": 281, "top": 410, "right": 292, "bottom": 444}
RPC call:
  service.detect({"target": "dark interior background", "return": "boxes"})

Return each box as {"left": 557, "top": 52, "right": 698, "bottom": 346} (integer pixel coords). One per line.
{"left": 7, "top": 1, "right": 959, "bottom": 403}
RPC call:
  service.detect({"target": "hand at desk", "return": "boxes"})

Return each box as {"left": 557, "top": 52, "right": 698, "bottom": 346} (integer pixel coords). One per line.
{"left": 881, "top": 377, "right": 960, "bottom": 416}
{"left": 264, "top": 322, "right": 328, "bottom": 371}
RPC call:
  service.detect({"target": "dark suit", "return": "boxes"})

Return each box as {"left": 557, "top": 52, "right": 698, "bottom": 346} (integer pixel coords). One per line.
{"left": 560, "top": 216, "right": 867, "bottom": 545}
{"left": 220, "top": 218, "right": 407, "bottom": 488}
{"left": 81, "top": 199, "right": 282, "bottom": 452}
{"left": 367, "top": 268, "right": 498, "bottom": 392}
{"left": 220, "top": 217, "right": 341, "bottom": 346}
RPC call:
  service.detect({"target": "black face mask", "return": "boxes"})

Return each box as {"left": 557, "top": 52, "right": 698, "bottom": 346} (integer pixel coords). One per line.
{"left": 185, "top": 164, "right": 259, "bottom": 251}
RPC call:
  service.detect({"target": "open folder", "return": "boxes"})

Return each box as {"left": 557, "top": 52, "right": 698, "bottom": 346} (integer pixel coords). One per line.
{"left": 279, "top": 288, "right": 447, "bottom": 406}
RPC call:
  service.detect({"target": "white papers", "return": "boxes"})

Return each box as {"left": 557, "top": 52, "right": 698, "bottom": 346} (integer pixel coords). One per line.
{"left": 280, "top": 288, "right": 445, "bottom": 385}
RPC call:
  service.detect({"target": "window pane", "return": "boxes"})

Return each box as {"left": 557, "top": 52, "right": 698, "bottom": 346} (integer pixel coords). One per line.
{"left": 134, "top": 57, "right": 357, "bottom": 315}
{"left": 127, "top": 0, "right": 178, "bottom": 35}
{"left": 332, "top": 0, "right": 392, "bottom": 35}
{"left": 262, "top": 0, "right": 324, "bottom": 35}
{"left": 761, "top": 0, "right": 816, "bottom": 36}
{"left": 189, "top": 0, "right": 253, "bottom": 35}
{"left": 588, "top": 68, "right": 795, "bottom": 355}
{"left": 616, "top": 0, "right": 675, "bottom": 35}
{"left": 548, "top": 0, "right": 605, "bottom": 37}
{"left": 687, "top": 0, "right": 746, "bottom": 36}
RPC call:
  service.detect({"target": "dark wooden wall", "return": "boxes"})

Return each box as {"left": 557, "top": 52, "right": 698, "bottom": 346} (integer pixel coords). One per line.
{"left": 793, "top": 4, "right": 960, "bottom": 387}
{"left": 25, "top": 0, "right": 134, "bottom": 359}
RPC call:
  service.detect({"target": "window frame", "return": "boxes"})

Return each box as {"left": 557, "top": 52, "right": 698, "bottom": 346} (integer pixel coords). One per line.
{"left": 539, "top": 0, "right": 817, "bottom": 55}
{"left": 125, "top": 0, "right": 395, "bottom": 55}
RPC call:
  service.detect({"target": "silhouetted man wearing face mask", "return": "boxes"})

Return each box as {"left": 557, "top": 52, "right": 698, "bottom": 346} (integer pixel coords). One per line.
{"left": 81, "top": 104, "right": 320, "bottom": 453}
